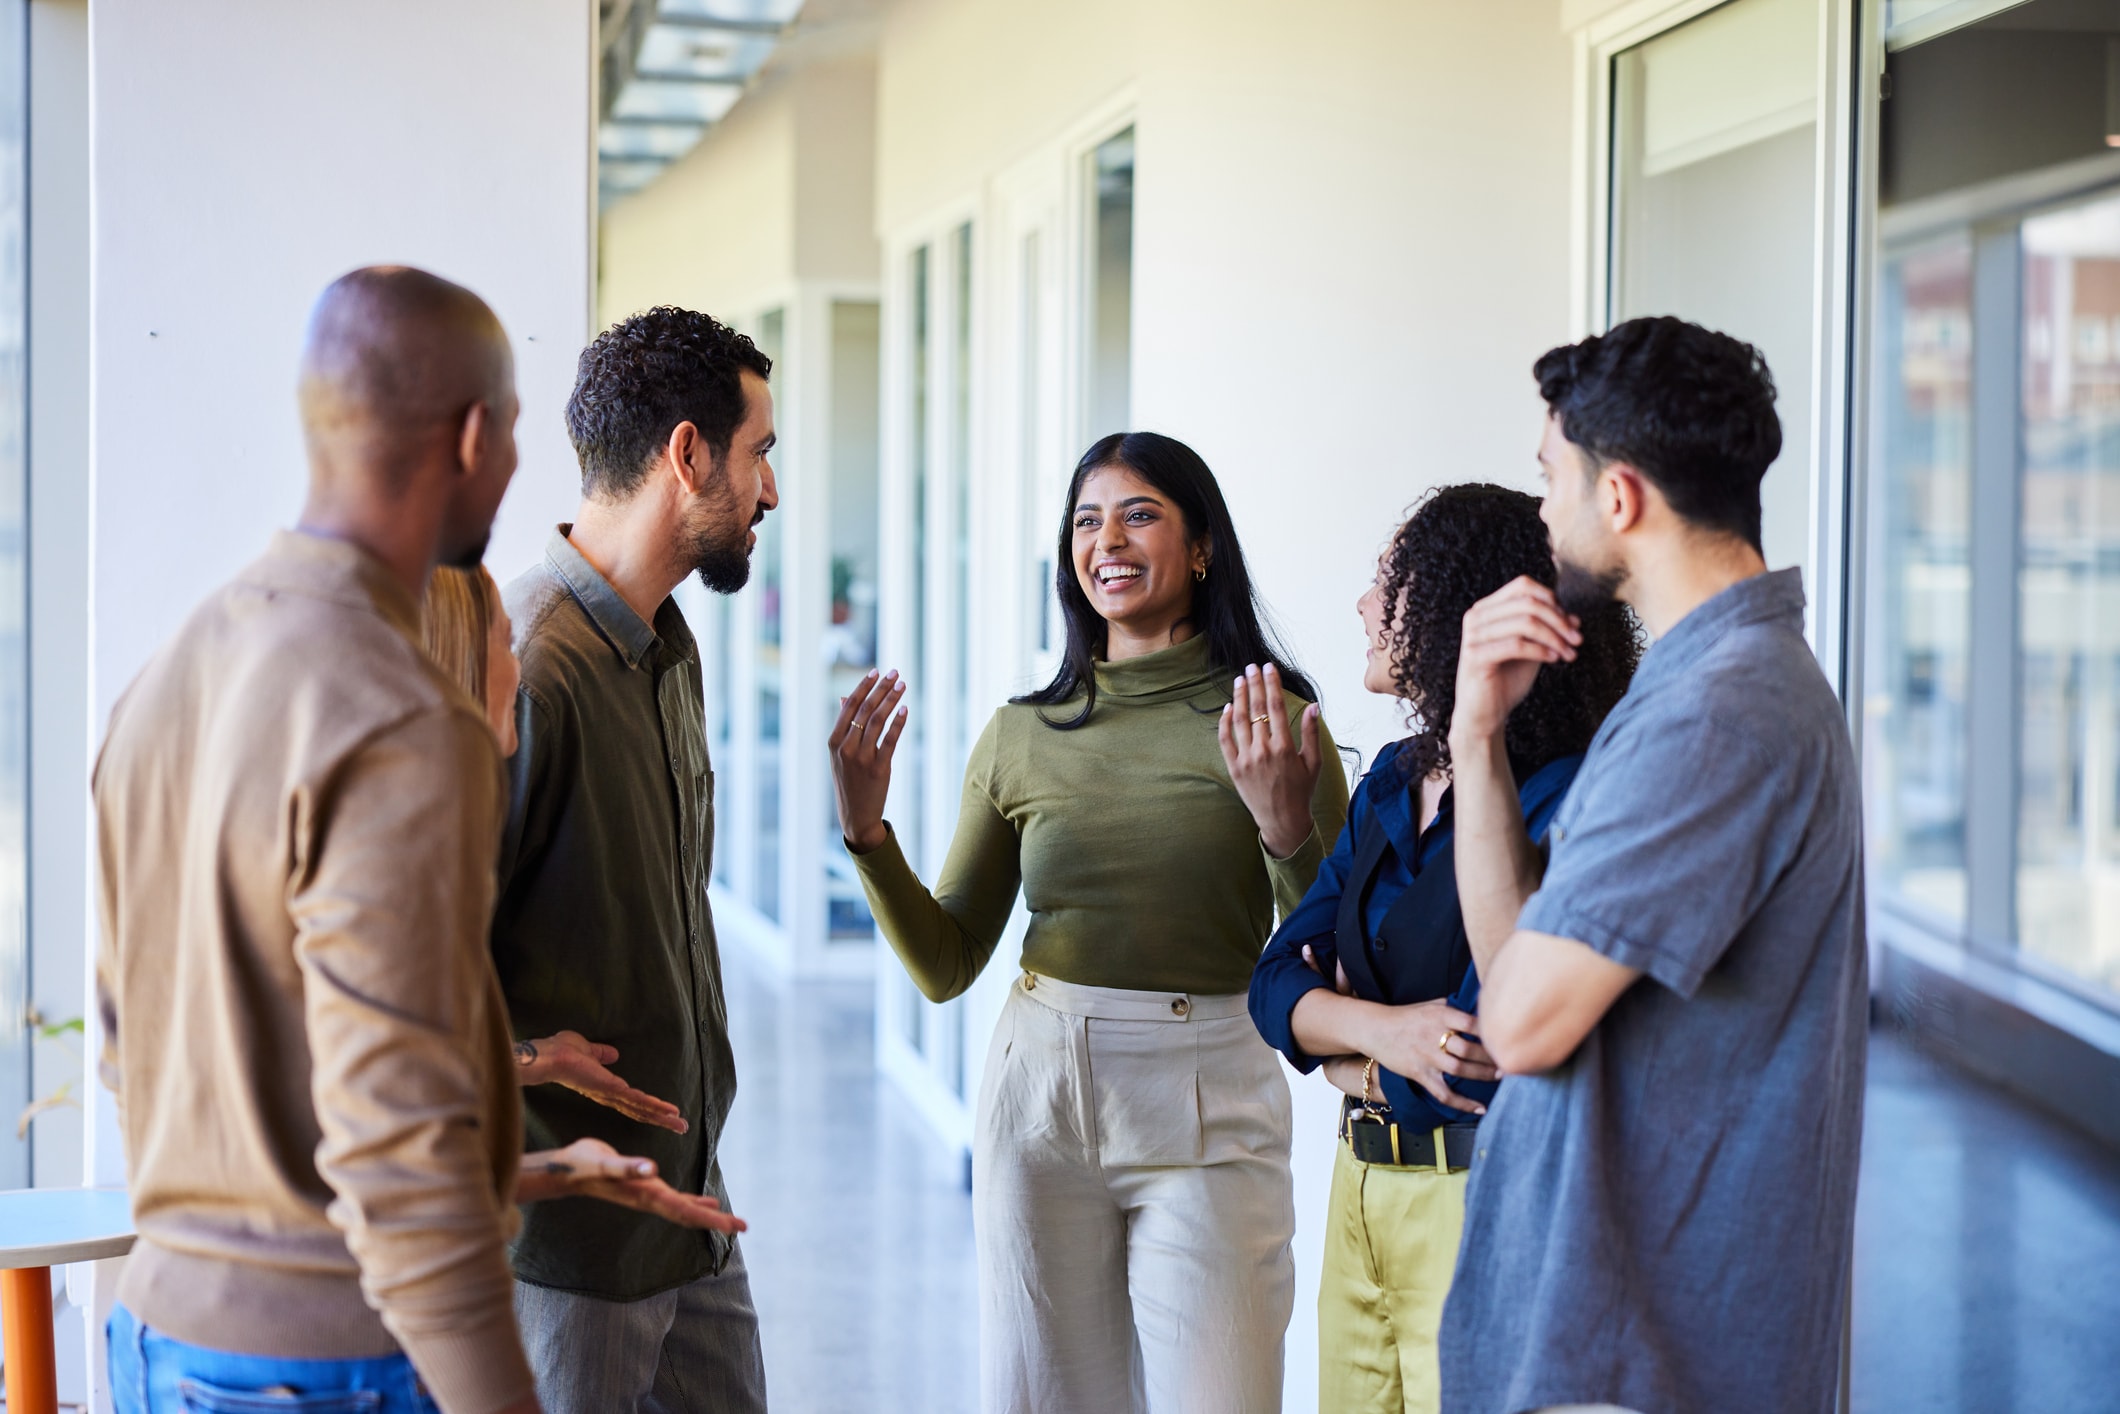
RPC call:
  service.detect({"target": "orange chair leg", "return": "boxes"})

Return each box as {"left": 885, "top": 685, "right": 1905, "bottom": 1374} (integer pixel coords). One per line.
{"left": 1, "top": 1265, "right": 57, "bottom": 1414}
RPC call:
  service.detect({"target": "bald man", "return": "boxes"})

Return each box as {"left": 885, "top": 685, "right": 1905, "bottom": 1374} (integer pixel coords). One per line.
{"left": 94, "top": 267, "right": 541, "bottom": 1414}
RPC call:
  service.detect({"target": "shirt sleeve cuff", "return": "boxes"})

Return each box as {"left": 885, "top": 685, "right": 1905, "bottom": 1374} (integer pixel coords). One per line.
{"left": 848, "top": 821, "right": 915, "bottom": 889}
{"left": 1517, "top": 893, "right": 1705, "bottom": 998}
{"left": 400, "top": 1311, "right": 535, "bottom": 1414}
{"left": 1268, "top": 969, "right": 1333, "bottom": 1073}
{"left": 1262, "top": 826, "right": 1326, "bottom": 913}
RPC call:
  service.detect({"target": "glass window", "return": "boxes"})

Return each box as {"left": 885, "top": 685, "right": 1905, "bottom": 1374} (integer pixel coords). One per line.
{"left": 752, "top": 307, "right": 785, "bottom": 923}
{"left": 1611, "top": 0, "right": 1820, "bottom": 579}
{"left": 2018, "top": 192, "right": 2120, "bottom": 996}
{"left": 1884, "top": 0, "right": 2055, "bottom": 51}
{"left": 1873, "top": 0, "right": 2120, "bottom": 1007}
{"left": 1868, "top": 240, "right": 1974, "bottom": 924}
{"left": 903, "top": 245, "right": 931, "bottom": 1053}
{"left": 826, "top": 300, "right": 881, "bottom": 939}
{"left": 1883, "top": 8, "right": 2120, "bottom": 207}
{"left": 952, "top": 221, "right": 975, "bottom": 776}
{"left": 706, "top": 591, "right": 735, "bottom": 890}
{"left": 1021, "top": 229, "right": 1053, "bottom": 655}
{"left": 0, "top": 0, "right": 23, "bottom": 1189}
{"left": 1088, "top": 128, "right": 1133, "bottom": 440}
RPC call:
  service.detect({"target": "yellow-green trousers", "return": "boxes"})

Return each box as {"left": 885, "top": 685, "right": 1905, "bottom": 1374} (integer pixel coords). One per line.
{"left": 1317, "top": 1139, "right": 1469, "bottom": 1414}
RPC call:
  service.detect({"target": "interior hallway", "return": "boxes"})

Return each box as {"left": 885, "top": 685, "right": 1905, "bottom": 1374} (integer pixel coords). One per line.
{"left": 718, "top": 947, "right": 979, "bottom": 1413}
{"left": 717, "top": 946, "right": 2120, "bottom": 1414}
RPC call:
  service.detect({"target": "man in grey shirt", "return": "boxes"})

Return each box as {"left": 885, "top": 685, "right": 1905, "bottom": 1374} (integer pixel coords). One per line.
{"left": 494, "top": 307, "right": 779, "bottom": 1412}
{"left": 1440, "top": 317, "right": 1866, "bottom": 1414}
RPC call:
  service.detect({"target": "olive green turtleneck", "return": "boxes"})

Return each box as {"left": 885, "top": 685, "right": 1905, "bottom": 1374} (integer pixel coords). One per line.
{"left": 853, "top": 635, "right": 1350, "bottom": 1000}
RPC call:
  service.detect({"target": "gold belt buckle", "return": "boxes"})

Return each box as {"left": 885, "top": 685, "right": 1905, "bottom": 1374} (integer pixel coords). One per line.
{"left": 1341, "top": 1099, "right": 1392, "bottom": 1158}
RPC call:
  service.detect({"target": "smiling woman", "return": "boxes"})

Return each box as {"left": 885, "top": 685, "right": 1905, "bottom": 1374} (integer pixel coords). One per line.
{"left": 1019, "top": 430, "right": 1320, "bottom": 733}
{"left": 826, "top": 430, "right": 1348, "bottom": 1411}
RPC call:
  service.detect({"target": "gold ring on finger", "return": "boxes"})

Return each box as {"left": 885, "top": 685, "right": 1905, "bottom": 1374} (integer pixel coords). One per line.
{"left": 1250, "top": 714, "right": 1271, "bottom": 725}
{"left": 1438, "top": 1030, "right": 1454, "bottom": 1053}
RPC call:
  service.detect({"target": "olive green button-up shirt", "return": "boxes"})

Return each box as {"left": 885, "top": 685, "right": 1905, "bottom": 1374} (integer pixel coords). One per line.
{"left": 494, "top": 527, "right": 734, "bottom": 1301}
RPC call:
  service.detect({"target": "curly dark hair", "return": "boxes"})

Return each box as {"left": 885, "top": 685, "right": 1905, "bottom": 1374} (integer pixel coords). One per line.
{"left": 566, "top": 305, "right": 772, "bottom": 499}
{"left": 1379, "top": 483, "right": 1641, "bottom": 784}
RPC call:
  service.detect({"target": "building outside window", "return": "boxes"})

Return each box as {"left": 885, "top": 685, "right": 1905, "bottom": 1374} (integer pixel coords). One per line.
{"left": 826, "top": 299, "right": 883, "bottom": 939}
{"left": 752, "top": 308, "right": 786, "bottom": 923}
{"left": 880, "top": 222, "right": 976, "bottom": 1117}
{"left": 1864, "top": 0, "right": 2120, "bottom": 1109}
{"left": 1868, "top": 238, "right": 1973, "bottom": 927}
{"left": 2018, "top": 193, "right": 2120, "bottom": 997}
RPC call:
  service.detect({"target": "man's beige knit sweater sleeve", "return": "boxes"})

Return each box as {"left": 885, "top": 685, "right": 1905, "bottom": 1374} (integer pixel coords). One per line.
{"left": 290, "top": 707, "right": 531, "bottom": 1410}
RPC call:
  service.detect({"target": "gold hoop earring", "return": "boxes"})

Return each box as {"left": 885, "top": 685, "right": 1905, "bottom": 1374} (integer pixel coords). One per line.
{"left": 1194, "top": 565, "right": 1207, "bottom": 582}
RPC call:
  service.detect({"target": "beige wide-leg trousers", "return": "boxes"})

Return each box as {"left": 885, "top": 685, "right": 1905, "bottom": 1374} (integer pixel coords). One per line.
{"left": 974, "top": 971, "right": 1296, "bottom": 1414}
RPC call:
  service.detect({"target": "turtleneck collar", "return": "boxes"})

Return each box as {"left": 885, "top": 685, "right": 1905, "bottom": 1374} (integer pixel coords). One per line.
{"left": 1091, "top": 634, "right": 1221, "bottom": 703}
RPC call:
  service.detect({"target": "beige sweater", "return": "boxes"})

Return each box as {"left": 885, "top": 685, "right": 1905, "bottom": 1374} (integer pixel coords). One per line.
{"left": 93, "top": 531, "right": 531, "bottom": 1413}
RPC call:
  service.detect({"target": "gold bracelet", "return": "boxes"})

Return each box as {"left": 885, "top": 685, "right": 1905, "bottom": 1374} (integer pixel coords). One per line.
{"left": 1360, "top": 1056, "right": 1378, "bottom": 1108}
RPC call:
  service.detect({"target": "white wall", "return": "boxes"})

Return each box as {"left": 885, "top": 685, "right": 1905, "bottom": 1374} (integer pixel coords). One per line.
{"left": 88, "top": 0, "right": 596, "bottom": 751}
{"left": 81, "top": 1, "right": 595, "bottom": 1402}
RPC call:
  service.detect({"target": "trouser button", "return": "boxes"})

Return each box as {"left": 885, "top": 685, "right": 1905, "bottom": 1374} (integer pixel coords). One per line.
{"left": 1171, "top": 997, "right": 1190, "bottom": 1017}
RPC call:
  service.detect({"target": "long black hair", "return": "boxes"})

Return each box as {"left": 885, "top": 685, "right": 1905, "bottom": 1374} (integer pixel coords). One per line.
{"left": 1378, "top": 483, "right": 1640, "bottom": 783}
{"left": 1013, "top": 431, "right": 1317, "bottom": 729}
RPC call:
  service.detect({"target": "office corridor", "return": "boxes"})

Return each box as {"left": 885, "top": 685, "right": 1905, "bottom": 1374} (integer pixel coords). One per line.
{"left": 718, "top": 946, "right": 2120, "bottom": 1414}
{"left": 718, "top": 950, "right": 980, "bottom": 1414}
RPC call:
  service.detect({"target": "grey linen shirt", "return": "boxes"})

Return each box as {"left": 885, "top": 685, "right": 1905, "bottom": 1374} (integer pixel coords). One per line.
{"left": 494, "top": 527, "right": 736, "bottom": 1301}
{"left": 1440, "top": 569, "right": 1867, "bottom": 1414}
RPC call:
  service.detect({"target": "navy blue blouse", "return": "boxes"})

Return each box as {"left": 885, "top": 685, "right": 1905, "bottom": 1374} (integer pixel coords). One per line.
{"left": 1248, "top": 742, "right": 1582, "bottom": 1130}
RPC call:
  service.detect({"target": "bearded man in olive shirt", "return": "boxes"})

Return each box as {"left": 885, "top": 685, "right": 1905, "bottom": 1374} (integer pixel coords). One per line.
{"left": 494, "top": 307, "right": 778, "bottom": 1412}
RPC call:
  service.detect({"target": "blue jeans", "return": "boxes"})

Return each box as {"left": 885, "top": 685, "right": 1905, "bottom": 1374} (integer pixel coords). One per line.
{"left": 107, "top": 1305, "right": 440, "bottom": 1414}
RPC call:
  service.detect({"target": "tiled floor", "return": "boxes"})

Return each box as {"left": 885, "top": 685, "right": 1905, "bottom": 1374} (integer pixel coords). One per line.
{"left": 1850, "top": 1031, "right": 2120, "bottom": 1413}
{"left": 717, "top": 951, "right": 979, "bottom": 1414}
{"left": 718, "top": 946, "right": 2120, "bottom": 1414}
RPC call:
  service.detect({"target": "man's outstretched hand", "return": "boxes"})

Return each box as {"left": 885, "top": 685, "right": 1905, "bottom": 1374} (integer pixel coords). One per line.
{"left": 515, "top": 1030, "right": 689, "bottom": 1134}
{"left": 517, "top": 1138, "right": 747, "bottom": 1233}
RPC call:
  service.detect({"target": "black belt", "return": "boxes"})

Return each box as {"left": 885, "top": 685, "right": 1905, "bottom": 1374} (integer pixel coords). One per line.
{"left": 1340, "top": 1101, "right": 1478, "bottom": 1171}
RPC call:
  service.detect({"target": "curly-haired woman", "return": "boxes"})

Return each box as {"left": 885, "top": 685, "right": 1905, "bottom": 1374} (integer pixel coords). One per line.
{"left": 829, "top": 431, "right": 1349, "bottom": 1412}
{"left": 1245, "top": 484, "right": 1639, "bottom": 1414}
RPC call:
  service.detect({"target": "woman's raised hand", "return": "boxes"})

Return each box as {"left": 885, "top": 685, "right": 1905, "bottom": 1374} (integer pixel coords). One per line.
{"left": 1218, "top": 662, "right": 1322, "bottom": 859}
{"left": 828, "top": 668, "right": 909, "bottom": 854}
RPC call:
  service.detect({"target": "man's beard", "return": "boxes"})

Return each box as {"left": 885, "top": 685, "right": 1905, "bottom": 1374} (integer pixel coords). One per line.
{"left": 693, "top": 522, "right": 752, "bottom": 594}
{"left": 1555, "top": 552, "right": 1625, "bottom": 618}
{"left": 688, "top": 468, "right": 757, "bottom": 595}
{"left": 445, "top": 531, "right": 491, "bottom": 571}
